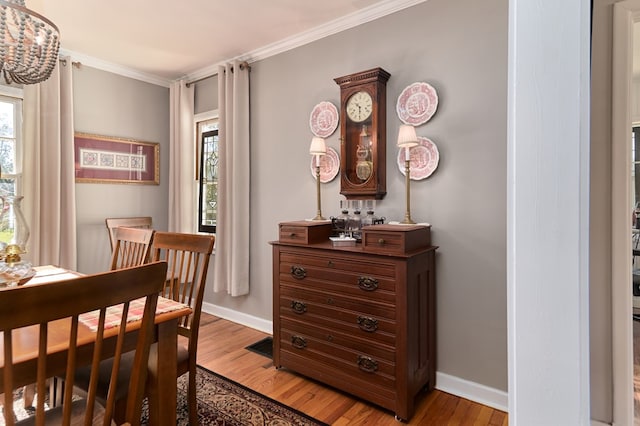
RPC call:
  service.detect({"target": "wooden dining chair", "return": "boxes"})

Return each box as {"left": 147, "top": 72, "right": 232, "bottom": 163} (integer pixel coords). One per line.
{"left": 110, "top": 226, "right": 155, "bottom": 270}
{"left": 146, "top": 231, "right": 215, "bottom": 425}
{"left": 0, "top": 262, "right": 167, "bottom": 426}
{"left": 73, "top": 232, "right": 215, "bottom": 425}
{"left": 105, "top": 216, "right": 153, "bottom": 252}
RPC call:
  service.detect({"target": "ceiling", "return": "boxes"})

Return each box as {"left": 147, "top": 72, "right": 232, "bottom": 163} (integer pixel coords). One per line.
{"left": 26, "top": 0, "right": 424, "bottom": 85}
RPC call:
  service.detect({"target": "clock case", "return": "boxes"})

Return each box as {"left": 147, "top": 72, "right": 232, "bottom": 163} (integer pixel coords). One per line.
{"left": 334, "top": 68, "right": 390, "bottom": 200}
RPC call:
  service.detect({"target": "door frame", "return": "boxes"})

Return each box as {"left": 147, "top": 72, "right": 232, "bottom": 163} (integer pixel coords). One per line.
{"left": 612, "top": 1, "right": 640, "bottom": 424}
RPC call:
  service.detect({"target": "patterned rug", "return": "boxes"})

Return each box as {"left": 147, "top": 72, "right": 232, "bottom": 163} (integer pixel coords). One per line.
{"left": 144, "top": 365, "right": 328, "bottom": 425}
{"left": 1, "top": 366, "right": 327, "bottom": 426}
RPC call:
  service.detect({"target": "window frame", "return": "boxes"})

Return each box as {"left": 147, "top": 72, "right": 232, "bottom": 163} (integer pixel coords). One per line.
{"left": 0, "top": 87, "right": 24, "bottom": 197}
{"left": 195, "top": 111, "right": 218, "bottom": 234}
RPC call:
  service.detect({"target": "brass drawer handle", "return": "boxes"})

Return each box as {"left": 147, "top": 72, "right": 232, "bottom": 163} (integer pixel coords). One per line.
{"left": 291, "top": 335, "right": 307, "bottom": 349}
{"left": 289, "top": 232, "right": 296, "bottom": 237}
{"left": 357, "top": 355, "right": 378, "bottom": 373}
{"left": 358, "top": 276, "right": 379, "bottom": 291}
{"left": 357, "top": 316, "right": 379, "bottom": 332}
{"left": 290, "top": 265, "right": 306, "bottom": 280}
{"left": 377, "top": 238, "right": 385, "bottom": 245}
{"left": 290, "top": 300, "right": 307, "bottom": 314}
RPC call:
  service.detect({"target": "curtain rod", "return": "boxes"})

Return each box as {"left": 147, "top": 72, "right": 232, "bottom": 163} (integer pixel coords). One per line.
{"left": 59, "top": 58, "right": 81, "bottom": 68}
{"left": 186, "top": 61, "right": 251, "bottom": 87}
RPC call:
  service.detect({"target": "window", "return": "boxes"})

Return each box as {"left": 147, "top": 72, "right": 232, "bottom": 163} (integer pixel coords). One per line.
{"left": 198, "top": 119, "right": 218, "bottom": 233}
{"left": 0, "top": 94, "right": 23, "bottom": 197}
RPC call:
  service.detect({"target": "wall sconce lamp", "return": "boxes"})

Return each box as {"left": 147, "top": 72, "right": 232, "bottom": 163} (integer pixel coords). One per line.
{"left": 397, "top": 125, "right": 419, "bottom": 224}
{"left": 309, "top": 137, "right": 327, "bottom": 221}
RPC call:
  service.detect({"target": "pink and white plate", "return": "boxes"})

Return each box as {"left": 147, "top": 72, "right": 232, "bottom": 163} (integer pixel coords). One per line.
{"left": 310, "top": 146, "right": 340, "bottom": 183}
{"left": 309, "top": 101, "right": 339, "bottom": 138}
{"left": 396, "top": 136, "right": 439, "bottom": 181}
{"left": 396, "top": 82, "right": 438, "bottom": 126}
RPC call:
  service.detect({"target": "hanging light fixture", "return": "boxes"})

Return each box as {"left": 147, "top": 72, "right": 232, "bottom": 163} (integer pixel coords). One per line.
{"left": 0, "top": 0, "right": 60, "bottom": 85}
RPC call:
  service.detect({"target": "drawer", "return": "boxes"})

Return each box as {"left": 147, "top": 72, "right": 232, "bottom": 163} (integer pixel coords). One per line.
{"left": 362, "top": 224, "right": 431, "bottom": 254}
{"left": 280, "top": 251, "right": 396, "bottom": 278}
{"left": 279, "top": 221, "right": 332, "bottom": 244}
{"left": 280, "top": 317, "right": 395, "bottom": 362}
{"left": 278, "top": 350, "right": 397, "bottom": 413}
{"left": 277, "top": 267, "right": 396, "bottom": 304}
{"left": 279, "top": 327, "right": 396, "bottom": 388}
{"left": 279, "top": 286, "right": 396, "bottom": 345}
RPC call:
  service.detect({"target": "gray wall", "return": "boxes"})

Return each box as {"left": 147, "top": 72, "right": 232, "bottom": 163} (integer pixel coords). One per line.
{"left": 198, "top": 0, "right": 509, "bottom": 392}
{"left": 73, "top": 66, "right": 170, "bottom": 274}
{"left": 71, "top": 0, "right": 511, "bottom": 397}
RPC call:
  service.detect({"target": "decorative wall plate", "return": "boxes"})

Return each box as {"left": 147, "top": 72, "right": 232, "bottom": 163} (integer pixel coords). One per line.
{"left": 310, "top": 146, "right": 340, "bottom": 183}
{"left": 396, "top": 82, "right": 438, "bottom": 126}
{"left": 396, "top": 136, "right": 439, "bottom": 180}
{"left": 309, "top": 101, "right": 339, "bottom": 138}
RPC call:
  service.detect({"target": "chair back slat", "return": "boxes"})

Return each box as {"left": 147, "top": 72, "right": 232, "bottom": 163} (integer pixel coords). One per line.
{"left": 110, "top": 227, "right": 155, "bottom": 270}
{"left": 0, "top": 262, "right": 167, "bottom": 426}
{"left": 105, "top": 217, "right": 153, "bottom": 252}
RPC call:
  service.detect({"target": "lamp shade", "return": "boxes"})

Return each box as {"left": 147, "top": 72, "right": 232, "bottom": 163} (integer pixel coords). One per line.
{"left": 397, "top": 124, "right": 419, "bottom": 148}
{"left": 309, "top": 137, "right": 327, "bottom": 156}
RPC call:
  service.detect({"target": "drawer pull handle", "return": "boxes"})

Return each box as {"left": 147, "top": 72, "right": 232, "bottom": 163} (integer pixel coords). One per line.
{"left": 290, "top": 266, "right": 306, "bottom": 280}
{"left": 377, "top": 238, "right": 385, "bottom": 245}
{"left": 358, "top": 276, "right": 379, "bottom": 291}
{"left": 327, "top": 335, "right": 334, "bottom": 342}
{"left": 291, "top": 335, "right": 307, "bottom": 349}
{"left": 357, "top": 355, "right": 378, "bottom": 373}
{"left": 327, "top": 298, "right": 334, "bottom": 305}
{"left": 327, "top": 260, "right": 334, "bottom": 267}
{"left": 289, "top": 232, "right": 296, "bottom": 237}
{"left": 357, "top": 316, "right": 379, "bottom": 332}
{"left": 290, "top": 300, "right": 307, "bottom": 314}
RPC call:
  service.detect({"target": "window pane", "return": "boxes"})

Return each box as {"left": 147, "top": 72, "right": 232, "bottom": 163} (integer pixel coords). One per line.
{"left": 0, "top": 138, "right": 16, "bottom": 175}
{"left": 199, "top": 127, "right": 218, "bottom": 233}
{"left": 0, "top": 102, "right": 14, "bottom": 138}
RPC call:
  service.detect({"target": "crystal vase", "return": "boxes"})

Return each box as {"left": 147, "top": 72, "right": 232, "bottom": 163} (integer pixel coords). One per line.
{"left": 0, "top": 194, "right": 30, "bottom": 263}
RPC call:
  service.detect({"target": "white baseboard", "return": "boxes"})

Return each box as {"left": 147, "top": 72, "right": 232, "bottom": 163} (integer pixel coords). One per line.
{"left": 435, "top": 371, "right": 508, "bottom": 412}
{"left": 202, "top": 302, "right": 272, "bottom": 334}
{"left": 203, "top": 303, "right": 621, "bottom": 422}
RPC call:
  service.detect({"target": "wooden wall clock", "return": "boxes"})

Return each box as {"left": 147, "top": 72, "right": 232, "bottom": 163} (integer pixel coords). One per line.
{"left": 334, "top": 67, "right": 390, "bottom": 200}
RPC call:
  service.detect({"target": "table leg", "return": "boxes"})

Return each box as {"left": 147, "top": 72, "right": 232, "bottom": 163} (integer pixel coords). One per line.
{"left": 148, "top": 318, "right": 178, "bottom": 426}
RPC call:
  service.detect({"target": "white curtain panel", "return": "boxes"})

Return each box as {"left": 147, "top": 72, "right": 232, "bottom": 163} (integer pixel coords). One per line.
{"left": 213, "top": 60, "right": 250, "bottom": 296}
{"left": 168, "top": 80, "right": 195, "bottom": 233}
{"left": 22, "top": 56, "right": 77, "bottom": 269}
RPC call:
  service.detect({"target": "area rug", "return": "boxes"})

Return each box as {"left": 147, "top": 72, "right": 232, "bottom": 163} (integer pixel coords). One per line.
{"left": 146, "top": 365, "right": 326, "bottom": 425}
{"left": 245, "top": 336, "right": 273, "bottom": 359}
{"left": 1, "top": 366, "right": 327, "bottom": 426}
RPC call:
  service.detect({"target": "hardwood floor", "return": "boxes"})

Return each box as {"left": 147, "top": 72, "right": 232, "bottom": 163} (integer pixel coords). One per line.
{"left": 196, "top": 313, "right": 508, "bottom": 425}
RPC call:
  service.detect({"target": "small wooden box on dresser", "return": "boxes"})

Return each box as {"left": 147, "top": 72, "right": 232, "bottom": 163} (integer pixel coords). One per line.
{"left": 271, "top": 221, "right": 437, "bottom": 421}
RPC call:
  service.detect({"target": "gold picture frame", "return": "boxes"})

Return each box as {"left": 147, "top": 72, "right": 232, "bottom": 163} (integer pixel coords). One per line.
{"left": 74, "top": 133, "right": 159, "bottom": 185}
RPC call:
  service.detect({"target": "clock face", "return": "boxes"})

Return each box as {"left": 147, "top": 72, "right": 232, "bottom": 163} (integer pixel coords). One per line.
{"left": 346, "top": 91, "right": 373, "bottom": 123}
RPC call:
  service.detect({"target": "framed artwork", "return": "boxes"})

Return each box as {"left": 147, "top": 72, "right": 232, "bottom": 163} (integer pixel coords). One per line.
{"left": 74, "top": 133, "right": 159, "bottom": 184}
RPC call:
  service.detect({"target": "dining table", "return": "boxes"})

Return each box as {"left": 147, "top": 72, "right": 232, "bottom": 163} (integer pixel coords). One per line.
{"left": 0, "top": 265, "right": 192, "bottom": 426}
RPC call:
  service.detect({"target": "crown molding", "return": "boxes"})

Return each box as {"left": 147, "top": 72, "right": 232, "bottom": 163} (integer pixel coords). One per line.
{"left": 58, "top": 48, "right": 172, "bottom": 88}
{"left": 184, "top": 0, "right": 428, "bottom": 83}
{"left": 59, "top": 0, "right": 427, "bottom": 87}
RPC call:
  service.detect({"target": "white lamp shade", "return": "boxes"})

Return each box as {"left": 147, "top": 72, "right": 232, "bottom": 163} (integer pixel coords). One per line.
{"left": 397, "top": 125, "right": 419, "bottom": 148}
{"left": 309, "top": 137, "right": 327, "bottom": 156}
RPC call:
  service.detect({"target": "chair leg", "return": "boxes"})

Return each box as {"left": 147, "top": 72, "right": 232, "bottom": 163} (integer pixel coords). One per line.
{"left": 188, "top": 363, "right": 198, "bottom": 426}
{"left": 147, "top": 371, "right": 160, "bottom": 426}
{"left": 22, "top": 384, "right": 35, "bottom": 408}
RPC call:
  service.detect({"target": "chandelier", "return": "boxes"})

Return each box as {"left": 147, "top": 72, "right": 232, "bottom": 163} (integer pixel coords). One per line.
{"left": 0, "top": 0, "right": 60, "bottom": 85}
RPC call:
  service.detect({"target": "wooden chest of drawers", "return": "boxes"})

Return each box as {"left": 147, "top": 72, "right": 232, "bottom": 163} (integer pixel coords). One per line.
{"left": 271, "top": 230, "right": 436, "bottom": 421}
